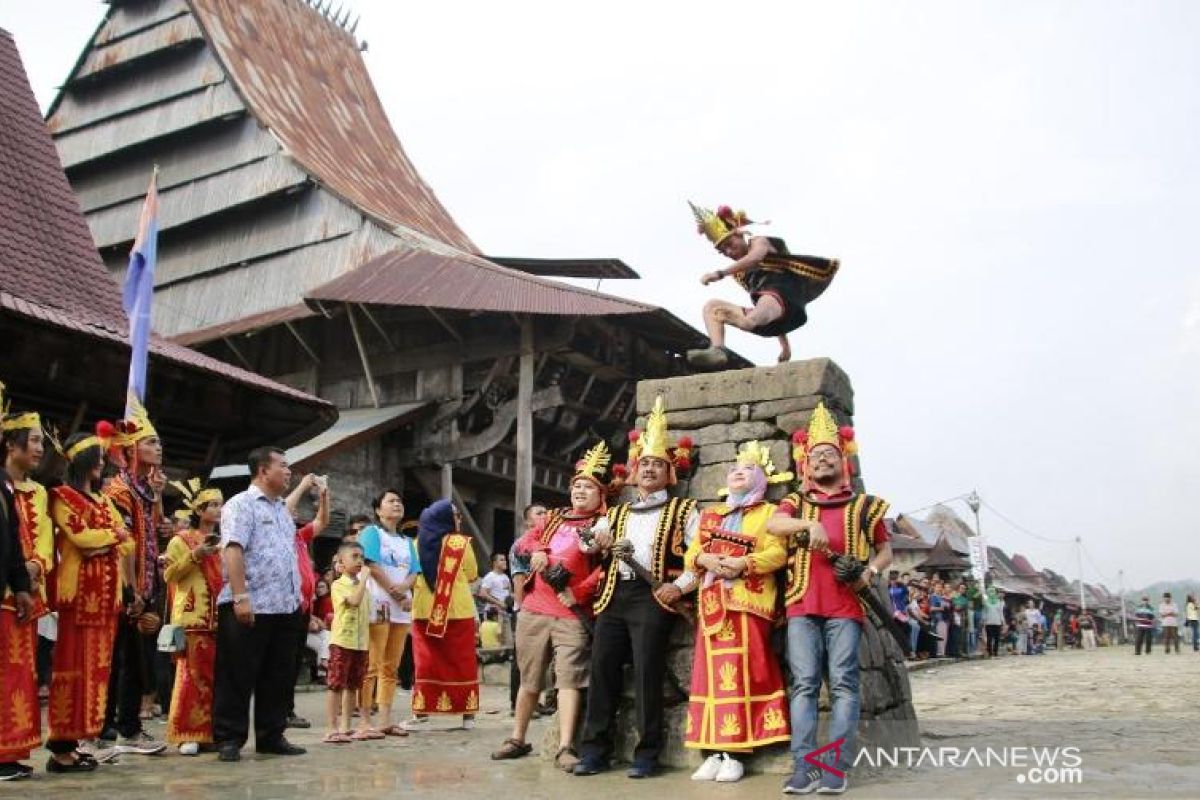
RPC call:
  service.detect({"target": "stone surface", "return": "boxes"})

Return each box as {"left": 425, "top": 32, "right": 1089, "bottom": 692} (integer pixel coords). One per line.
{"left": 698, "top": 442, "right": 737, "bottom": 464}
{"left": 690, "top": 461, "right": 737, "bottom": 501}
{"left": 749, "top": 395, "right": 828, "bottom": 421}
{"left": 637, "top": 358, "right": 854, "bottom": 414}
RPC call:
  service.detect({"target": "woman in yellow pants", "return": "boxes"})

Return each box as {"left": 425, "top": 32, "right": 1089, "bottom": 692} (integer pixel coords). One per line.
{"left": 357, "top": 489, "right": 419, "bottom": 737}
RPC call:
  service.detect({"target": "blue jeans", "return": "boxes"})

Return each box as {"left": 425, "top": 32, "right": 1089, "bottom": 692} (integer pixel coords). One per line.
{"left": 786, "top": 616, "right": 862, "bottom": 772}
{"left": 908, "top": 618, "right": 920, "bottom": 655}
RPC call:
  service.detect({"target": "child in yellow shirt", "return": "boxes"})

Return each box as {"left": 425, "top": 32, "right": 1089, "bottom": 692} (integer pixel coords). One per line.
{"left": 324, "top": 542, "right": 371, "bottom": 743}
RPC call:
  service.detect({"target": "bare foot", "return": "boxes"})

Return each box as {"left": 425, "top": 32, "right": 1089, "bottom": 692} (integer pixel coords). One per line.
{"left": 777, "top": 335, "right": 792, "bottom": 363}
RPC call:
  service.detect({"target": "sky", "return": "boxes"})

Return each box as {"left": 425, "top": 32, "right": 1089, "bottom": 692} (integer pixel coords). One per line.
{"left": 5, "top": 1, "right": 1199, "bottom": 590}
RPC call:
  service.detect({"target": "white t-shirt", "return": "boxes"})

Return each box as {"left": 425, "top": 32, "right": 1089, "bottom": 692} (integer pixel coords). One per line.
{"left": 1159, "top": 602, "right": 1179, "bottom": 627}
{"left": 1023, "top": 608, "right": 1041, "bottom": 629}
{"left": 480, "top": 571, "right": 512, "bottom": 606}
{"left": 360, "top": 524, "right": 418, "bottom": 625}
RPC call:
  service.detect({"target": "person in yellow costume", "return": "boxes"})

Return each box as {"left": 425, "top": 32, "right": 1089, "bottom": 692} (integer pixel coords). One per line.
{"left": 684, "top": 441, "right": 792, "bottom": 783}
{"left": 0, "top": 387, "right": 51, "bottom": 779}
{"left": 163, "top": 478, "right": 224, "bottom": 755}
{"left": 404, "top": 499, "right": 479, "bottom": 731}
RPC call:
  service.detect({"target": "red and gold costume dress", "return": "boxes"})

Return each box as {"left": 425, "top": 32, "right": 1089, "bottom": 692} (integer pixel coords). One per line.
{"left": 163, "top": 528, "right": 222, "bottom": 744}
{"left": 0, "top": 476, "right": 53, "bottom": 762}
{"left": 411, "top": 501, "right": 480, "bottom": 716}
{"left": 684, "top": 484, "right": 790, "bottom": 752}
{"left": 47, "top": 485, "right": 133, "bottom": 743}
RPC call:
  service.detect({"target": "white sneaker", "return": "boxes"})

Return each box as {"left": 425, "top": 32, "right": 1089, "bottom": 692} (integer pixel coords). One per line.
{"left": 691, "top": 753, "right": 724, "bottom": 781}
{"left": 715, "top": 755, "right": 744, "bottom": 783}
{"left": 178, "top": 742, "right": 200, "bottom": 756}
{"left": 461, "top": 717, "right": 476, "bottom": 730}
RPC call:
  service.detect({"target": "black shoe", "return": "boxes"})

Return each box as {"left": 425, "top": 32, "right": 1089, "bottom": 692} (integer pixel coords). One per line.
{"left": 573, "top": 755, "right": 607, "bottom": 776}
{"left": 217, "top": 743, "right": 241, "bottom": 762}
{"left": 46, "top": 755, "right": 97, "bottom": 774}
{"left": 285, "top": 714, "right": 312, "bottom": 729}
{"left": 627, "top": 760, "right": 657, "bottom": 779}
{"left": 257, "top": 738, "right": 306, "bottom": 756}
{"left": 0, "top": 762, "right": 30, "bottom": 781}
{"left": 98, "top": 726, "right": 119, "bottom": 742}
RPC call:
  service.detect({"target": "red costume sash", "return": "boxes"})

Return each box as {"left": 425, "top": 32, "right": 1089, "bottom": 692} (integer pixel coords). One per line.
{"left": 426, "top": 534, "right": 468, "bottom": 639}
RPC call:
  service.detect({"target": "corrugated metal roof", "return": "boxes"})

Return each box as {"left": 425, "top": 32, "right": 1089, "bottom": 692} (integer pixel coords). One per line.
{"left": 170, "top": 303, "right": 316, "bottom": 346}
{"left": 188, "top": 0, "right": 478, "bottom": 253}
{"left": 487, "top": 256, "right": 641, "bottom": 280}
{"left": 210, "top": 400, "right": 430, "bottom": 478}
{"left": 306, "top": 247, "right": 658, "bottom": 317}
{"left": 0, "top": 28, "right": 328, "bottom": 409}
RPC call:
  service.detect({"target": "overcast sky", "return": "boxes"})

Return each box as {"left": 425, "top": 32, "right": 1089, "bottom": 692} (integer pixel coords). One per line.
{"left": 6, "top": 1, "right": 1198, "bottom": 589}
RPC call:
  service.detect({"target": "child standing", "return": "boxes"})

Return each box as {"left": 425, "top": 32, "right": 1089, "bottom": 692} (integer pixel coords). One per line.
{"left": 324, "top": 542, "right": 371, "bottom": 744}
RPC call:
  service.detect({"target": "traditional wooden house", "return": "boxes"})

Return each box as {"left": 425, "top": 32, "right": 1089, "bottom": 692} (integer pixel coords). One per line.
{"left": 47, "top": 0, "right": 745, "bottom": 553}
{"left": 1, "top": 26, "right": 331, "bottom": 471}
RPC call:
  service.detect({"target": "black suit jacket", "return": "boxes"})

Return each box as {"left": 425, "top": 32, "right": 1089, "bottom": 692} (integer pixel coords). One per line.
{"left": 0, "top": 468, "right": 33, "bottom": 597}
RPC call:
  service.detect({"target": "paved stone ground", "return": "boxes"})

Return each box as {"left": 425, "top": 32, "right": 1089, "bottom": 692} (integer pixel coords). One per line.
{"left": 13, "top": 645, "right": 1199, "bottom": 798}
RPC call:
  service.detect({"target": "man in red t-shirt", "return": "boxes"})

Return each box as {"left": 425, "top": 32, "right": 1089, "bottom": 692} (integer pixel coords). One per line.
{"left": 767, "top": 403, "right": 893, "bottom": 795}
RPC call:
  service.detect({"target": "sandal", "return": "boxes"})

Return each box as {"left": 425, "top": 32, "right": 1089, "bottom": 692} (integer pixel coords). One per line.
{"left": 322, "top": 732, "right": 351, "bottom": 744}
{"left": 349, "top": 729, "right": 385, "bottom": 741}
{"left": 380, "top": 725, "right": 408, "bottom": 737}
{"left": 490, "top": 738, "right": 533, "bottom": 760}
{"left": 555, "top": 746, "right": 580, "bottom": 772}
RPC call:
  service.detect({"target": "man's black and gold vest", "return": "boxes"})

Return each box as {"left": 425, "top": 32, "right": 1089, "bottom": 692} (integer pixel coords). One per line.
{"left": 593, "top": 496, "right": 696, "bottom": 615}
{"left": 782, "top": 491, "right": 889, "bottom": 605}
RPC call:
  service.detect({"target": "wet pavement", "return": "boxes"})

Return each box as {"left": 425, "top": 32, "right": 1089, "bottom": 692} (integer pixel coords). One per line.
{"left": 13, "top": 645, "right": 1199, "bottom": 798}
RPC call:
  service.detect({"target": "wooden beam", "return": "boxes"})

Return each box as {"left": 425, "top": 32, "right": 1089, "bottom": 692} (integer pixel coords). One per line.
{"left": 223, "top": 336, "right": 254, "bottom": 371}
{"left": 514, "top": 317, "right": 534, "bottom": 533}
{"left": 346, "top": 304, "right": 380, "bottom": 408}
{"left": 67, "top": 400, "right": 88, "bottom": 436}
{"left": 358, "top": 304, "right": 398, "bottom": 352}
{"left": 284, "top": 320, "right": 321, "bottom": 365}
{"left": 427, "top": 307, "right": 464, "bottom": 343}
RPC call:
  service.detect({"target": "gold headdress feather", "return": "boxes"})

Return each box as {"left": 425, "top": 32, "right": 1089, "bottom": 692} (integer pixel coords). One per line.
{"left": 717, "top": 440, "right": 794, "bottom": 497}
{"left": 0, "top": 381, "right": 41, "bottom": 433}
{"left": 170, "top": 476, "right": 222, "bottom": 512}
{"left": 573, "top": 440, "right": 611, "bottom": 484}
{"left": 689, "top": 201, "right": 753, "bottom": 247}
{"left": 625, "top": 396, "right": 694, "bottom": 483}
{"left": 117, "top": 392, "right": 158, "bottom": 447}
{"left": 790, "top": 401, "right": 859, "bottom": 489}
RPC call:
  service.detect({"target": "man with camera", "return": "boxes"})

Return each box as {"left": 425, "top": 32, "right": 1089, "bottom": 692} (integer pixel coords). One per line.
{"left": 490, "top": 442, "right": 609, "bottom": 772}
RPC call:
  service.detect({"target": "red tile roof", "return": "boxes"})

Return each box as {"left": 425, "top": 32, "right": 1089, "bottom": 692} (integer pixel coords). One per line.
{"left": 188, "top": 0, "right": 477, "bottom": 253}
{"left": 0, "top": 28, "right": 329, "bottom": 408}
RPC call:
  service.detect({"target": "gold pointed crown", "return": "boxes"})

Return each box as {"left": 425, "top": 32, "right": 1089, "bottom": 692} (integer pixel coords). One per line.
{"left": 116, "top": 391, "right": 158, "bottom": 447}
{"left": 169, "top": 476, "right": 223, "bottom": 512}
{"left": 626, "top": 396, "right": 694, "bottom": 482}
{"left": 790, "top": 401, "right": 858, "bottom": 486}
{"left": 573, "top": 440, "right": 612, "bottom": 486}
{"left": 0, "top": 381, "right": 41, "bottom": 433}
{"left": 689, "top": 201, "right": 752, "bottom": 247}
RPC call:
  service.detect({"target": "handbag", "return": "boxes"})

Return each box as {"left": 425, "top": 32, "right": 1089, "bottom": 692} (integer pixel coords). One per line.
{"left": 157, "top": 623, "right": 186, "bottom": 653}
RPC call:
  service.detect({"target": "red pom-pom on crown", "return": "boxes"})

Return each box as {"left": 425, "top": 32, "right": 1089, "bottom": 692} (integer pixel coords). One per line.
{"left": 716, "top": 205, "right": 733, "bottom": 219}
{"left": 675, "top": 456, "right": 692, "bottom": 472}
{"left": 676, "top": 436, "right": 694, "bottom": 449}
{"left": 839, "top": 426, "right": 855, "bottom": 441}
{"left": 612, "top": 464, "right": 628, "bottom": 478}
{"left": 791, "top": 430, "right": 808, "bottom": 444}
{"left": 628, "top": 430, "right": 641, "bottom": 443}
{"left": 96, "top": 420, "right": 117, "bottom": 438}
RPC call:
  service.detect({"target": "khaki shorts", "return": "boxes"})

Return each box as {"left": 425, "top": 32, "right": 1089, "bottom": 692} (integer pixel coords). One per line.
{"left": 515, "top": 611, "right": 590, "bottom": 691}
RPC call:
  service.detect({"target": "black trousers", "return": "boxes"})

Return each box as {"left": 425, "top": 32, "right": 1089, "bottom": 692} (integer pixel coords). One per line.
{"left": 1135, "top": 627, "right": 1153, "bottom": 655}
{"left": 579, "top": 580, "right": 673, "bottom": 765}
{"left": 103, "top": 615, "right": 147, "bottom": 737}
{"left": 213, "top": 606, "right": 298, "bottom": 747}
{"left": 286, "top": 610, "right": 308, "bottom": 716}
{"left": 986, "top": 624, "right": 1002, "bottom": 656}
